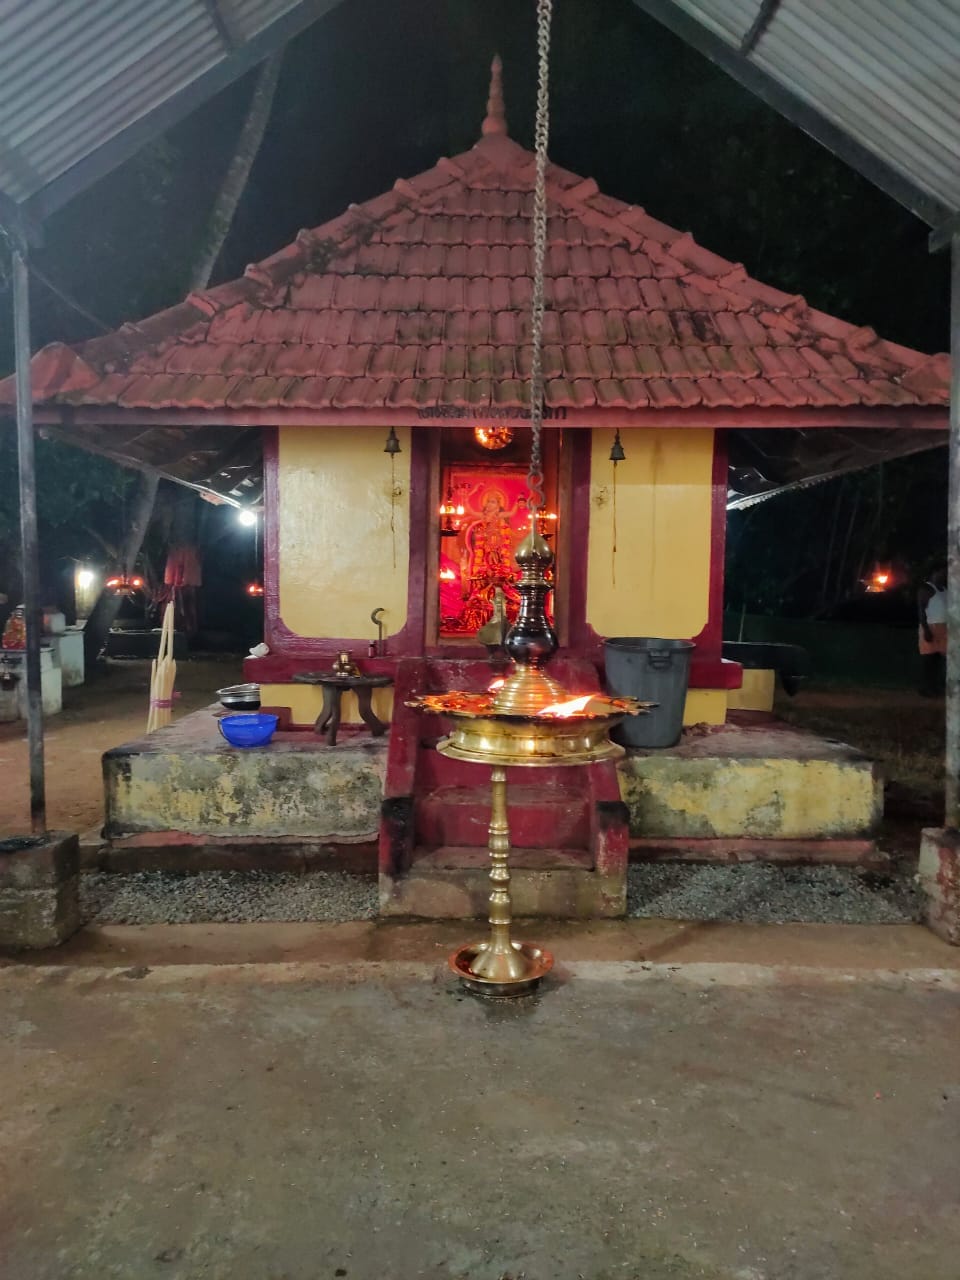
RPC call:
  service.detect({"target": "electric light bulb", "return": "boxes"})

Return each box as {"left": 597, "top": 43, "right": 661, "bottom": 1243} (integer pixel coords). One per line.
{"left": 237, "top": 509, "right": 257, "bottom": 528}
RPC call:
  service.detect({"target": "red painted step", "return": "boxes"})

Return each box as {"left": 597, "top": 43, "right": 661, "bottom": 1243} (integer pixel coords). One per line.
{"left": 410, "top": 845, "right": 593, "bottom": 871}
{"left": 414, "top": 784, "right": 591, "bottom": 850}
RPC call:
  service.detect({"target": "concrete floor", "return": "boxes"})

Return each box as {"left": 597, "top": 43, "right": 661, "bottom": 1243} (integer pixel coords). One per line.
{"left": 1, "top": 924, "right": 959, "bottom": 1280}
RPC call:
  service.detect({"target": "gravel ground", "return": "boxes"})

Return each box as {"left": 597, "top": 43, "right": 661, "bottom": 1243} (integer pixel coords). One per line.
{"left": 627, "top": 861, "right": 922, "bottom": 924}
{"left": 81, "top": 862, "right": 921, "bottom": 925}
{"left": 81, "top": 870, "right": 379, "bottom": 925}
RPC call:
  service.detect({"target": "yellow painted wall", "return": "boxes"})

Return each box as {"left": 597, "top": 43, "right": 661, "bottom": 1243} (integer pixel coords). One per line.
{"left": 683, "top": 690, "right": 727, "bottom": 726}
{"left": 726, "top": 669, "right": 776, "bottom": 713}
{"left": 587, "top": 429, "right": 714, "bottom": 639}
{"left": 277, "top": 426, "right": 410, "bottom": 639}
{"left": 261, "top": 682, "right": 395, "bottom": 729}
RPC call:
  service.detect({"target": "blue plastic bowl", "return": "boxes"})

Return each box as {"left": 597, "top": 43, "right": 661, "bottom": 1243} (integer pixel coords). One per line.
{"left": 218, "top": 712, "right": 278, "bottom": 748}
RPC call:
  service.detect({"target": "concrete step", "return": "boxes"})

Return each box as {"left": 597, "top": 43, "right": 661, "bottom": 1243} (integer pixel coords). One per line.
{"left": 414, "top": 785, "right": 590, "bottom": 849}
{"left": 380, "top": 862, "right": 624, "bottom": 919}
{"left": 410, "top": 844, "right": 593, "bottom": 871}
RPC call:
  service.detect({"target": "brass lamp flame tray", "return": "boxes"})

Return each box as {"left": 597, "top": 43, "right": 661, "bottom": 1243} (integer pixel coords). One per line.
{"left": 406, "top": 688, "right": 650, "bottom": 767}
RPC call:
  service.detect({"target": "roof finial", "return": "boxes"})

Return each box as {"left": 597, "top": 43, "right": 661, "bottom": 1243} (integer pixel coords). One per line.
{"left": 482, "top": 54, "right": 508, "bottom": 137}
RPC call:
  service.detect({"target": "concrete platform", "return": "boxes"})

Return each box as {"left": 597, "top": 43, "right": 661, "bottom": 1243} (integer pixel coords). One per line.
{"left": 1, "top": 921, "right": 958, "bottom": 1280}
{"left": 102, "top": 710, "right": 885, "bottom": 896}
{"left": 104, "top": 708, "right": 386, "bottom": 849}
{"left": 620, "top": 717, "right": 883, "bottom": 859}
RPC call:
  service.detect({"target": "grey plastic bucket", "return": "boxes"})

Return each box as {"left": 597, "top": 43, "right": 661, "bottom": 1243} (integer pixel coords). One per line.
{"left": 605, "top": 637, "right": 695, "bottom": 748}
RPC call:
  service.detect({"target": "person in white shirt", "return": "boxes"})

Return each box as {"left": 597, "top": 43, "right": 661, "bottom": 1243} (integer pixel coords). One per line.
{"left": 918, "top": 566, "right": 947, "bottom": 696}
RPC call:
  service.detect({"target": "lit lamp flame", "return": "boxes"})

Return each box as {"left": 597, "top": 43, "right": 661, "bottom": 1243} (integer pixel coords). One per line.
{"left": 246, "top": 582, "right": 265, "bottom": 597}
{"left": 539, "top": 694, "right": 594, "bottom": 717}
{"left": 474, "top": 424, "right": 514, "bottom": 450}
{"left": 537, "top": 511, "right": 558, "bottom": 538}
{"left": 439, "top": 482, "right": 466, "bottom": 537}
{"left": 106, "top": 574, "right": 145, "bottom": 594}
{"left": 866, "top": 567, "right": 893, "bottom": 593}
{"left": 439, "top": 568, "right": 457, "bottom": 582}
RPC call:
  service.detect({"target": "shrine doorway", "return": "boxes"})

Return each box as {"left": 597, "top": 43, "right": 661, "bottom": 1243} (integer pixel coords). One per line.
{"left": 431, "top": 424, "right": 563, "bottom": 644}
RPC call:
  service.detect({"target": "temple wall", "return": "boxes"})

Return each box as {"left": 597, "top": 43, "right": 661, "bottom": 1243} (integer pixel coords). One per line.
{"left": 585, "top": 427, "right": 714, "bottom": 641}
{"left": 276, "top": 425, "right": 411, "bottom": 641}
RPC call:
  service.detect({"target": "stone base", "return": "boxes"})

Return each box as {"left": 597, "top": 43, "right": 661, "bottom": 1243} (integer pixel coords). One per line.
{"left": 0, "top": 831, "right": 80, "bottom": 950}
{"left": 104, "top": 708, "right": 385, "bottom": 843}
{"left": 630, "top": 836, "right": 885, "bottom": 866}
{"left": 919, "top": 828, "right": 960, "bottom": 945}
{"left": 618, "top": 720, "right": 882, "bottom": 846}
{"left": 380, "top": 864, "right": 624, "bottom": 920}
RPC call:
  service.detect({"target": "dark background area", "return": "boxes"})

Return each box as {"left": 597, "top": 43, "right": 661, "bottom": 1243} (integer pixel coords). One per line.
{"left": 0, "top": 0, "right": 950, "bottom": 640}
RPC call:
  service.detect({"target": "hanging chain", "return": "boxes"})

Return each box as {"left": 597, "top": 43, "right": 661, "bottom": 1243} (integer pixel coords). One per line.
{"left": 526, "top": 0, "right": 553, "bottom": 514}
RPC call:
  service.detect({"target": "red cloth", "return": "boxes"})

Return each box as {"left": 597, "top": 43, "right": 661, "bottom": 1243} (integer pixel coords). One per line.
{"left": 163, "top": 545, "right": 202, "bottom": 588}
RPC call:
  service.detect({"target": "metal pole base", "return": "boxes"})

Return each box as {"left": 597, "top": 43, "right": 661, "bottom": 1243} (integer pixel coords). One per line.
{"left": 449, "top": 941, "right": 553, "bottom": 998}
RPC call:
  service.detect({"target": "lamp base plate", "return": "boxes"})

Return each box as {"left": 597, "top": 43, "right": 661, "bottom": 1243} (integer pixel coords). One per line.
{"left": 449, "top": 940, "right": 554, "bottom": 997}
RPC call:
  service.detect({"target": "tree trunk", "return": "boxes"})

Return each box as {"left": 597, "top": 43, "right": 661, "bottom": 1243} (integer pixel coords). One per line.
{"left": 82, "top": 52, "right": 284, "bottom": 666}
{"left": 189, "top": 51, "right": 284, "bottom": 292}
{"left": 83, "top": 471, "right": 159, "bottom": 664}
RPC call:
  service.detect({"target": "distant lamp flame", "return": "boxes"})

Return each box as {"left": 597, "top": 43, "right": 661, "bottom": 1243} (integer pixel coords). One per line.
{"left": 439, "top": 483, "right": 465, "bottom": 536}
{"left": 246, "top": 582, "right": 265, "bottom": 597}
{"left": 106, "top": 573, "right": 145, "bottom": 595}
{"left": 866, "top": 567, "right": 893, "bottom": 593}
{"left": 439, "top": 568, "right": 457, "bottom": 582}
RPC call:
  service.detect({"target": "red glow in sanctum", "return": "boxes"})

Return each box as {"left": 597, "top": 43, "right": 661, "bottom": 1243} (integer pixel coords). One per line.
{"left": 246, "top": 582, "right": 265, "bottom": 597}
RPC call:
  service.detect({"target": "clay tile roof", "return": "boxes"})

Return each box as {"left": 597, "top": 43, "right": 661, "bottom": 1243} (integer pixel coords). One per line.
{"left": 2, "top": 58, "right": 948, "bottom": 421}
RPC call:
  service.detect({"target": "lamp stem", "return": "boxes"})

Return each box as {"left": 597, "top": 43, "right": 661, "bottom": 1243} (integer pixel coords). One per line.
{"left": 487, "top": 765, "right": 513, "bottom": 952}
{"left": 467, "top": 764, "right": 531, "bottom": 983}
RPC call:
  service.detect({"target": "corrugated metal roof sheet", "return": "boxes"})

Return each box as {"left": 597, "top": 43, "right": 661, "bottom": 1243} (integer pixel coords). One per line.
{"left": 635, "top": 0, "right": 960, "bottom": 231}
{"left": 0, "top": 0, "right": 344, "bottom": 220}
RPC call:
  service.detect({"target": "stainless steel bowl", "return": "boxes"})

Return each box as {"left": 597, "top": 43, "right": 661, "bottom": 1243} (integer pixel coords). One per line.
{"left": 217, "top": 683, "right": 261, "bottom": 711}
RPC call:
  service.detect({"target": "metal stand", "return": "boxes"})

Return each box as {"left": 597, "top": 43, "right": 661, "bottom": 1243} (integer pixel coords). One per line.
{"left": 449, "top": 765, "right": 553, "bottom": 997}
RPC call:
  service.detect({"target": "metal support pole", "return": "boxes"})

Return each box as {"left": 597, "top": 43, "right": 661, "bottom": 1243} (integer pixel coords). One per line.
{"left": 945, "top": 233, "right": 960, "bottom": 830}
{"left": 11, "top": 241, "right": 46, "bottom": 832}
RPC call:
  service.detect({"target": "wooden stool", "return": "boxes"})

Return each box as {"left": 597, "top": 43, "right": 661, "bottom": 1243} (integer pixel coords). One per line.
{"left": 292, "top": 672, "right": 393, "bottom": 745}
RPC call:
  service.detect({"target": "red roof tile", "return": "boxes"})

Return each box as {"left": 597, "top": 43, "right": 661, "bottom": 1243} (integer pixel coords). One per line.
{"left": 3, "top": 85, "right": 948, "bottom": 421}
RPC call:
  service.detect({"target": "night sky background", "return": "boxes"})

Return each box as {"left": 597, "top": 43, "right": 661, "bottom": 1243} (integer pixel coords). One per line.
{"left": 0, "top": 0, "right": 951, "bottom": 628}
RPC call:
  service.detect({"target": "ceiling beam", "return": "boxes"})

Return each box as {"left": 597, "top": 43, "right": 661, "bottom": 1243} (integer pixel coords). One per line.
{"left": 629, "top": 0, "right": 950, "bottom": 230}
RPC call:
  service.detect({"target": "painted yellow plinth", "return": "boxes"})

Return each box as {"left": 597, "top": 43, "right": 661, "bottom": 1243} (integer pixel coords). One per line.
{"left": 726, "top": 669, "right": 776, "bottom": 713}
{"left": 682, "top": 689, "right": 727, "bottom": 726}
{"left": 586, "top": 428, "right": 714, "bottom": 640}
{"left": 276, "top": 425, "right": 410, "bottom": 641}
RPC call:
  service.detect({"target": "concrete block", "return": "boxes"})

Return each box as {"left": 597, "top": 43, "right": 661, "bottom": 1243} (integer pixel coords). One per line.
{"left": 0, "top": 830, "right": 79, "bottom": 889}
{"left": 0, "top": 647, "right": 62, "bottom": 719}
{"left": 380, "top": 868, "right": 625, "bottom": 919}
{"left": 618, "top": 722, "right": 882, "bottom": 841}
{"left": 0, "top": 831, "right": 80, "bottom": 950}
{"left": 104, "top": 710, "right": 385, "bottom": 842}
{"left": 47, "top": 629, "right": 85, "bottom": 686}
{"left": 919, "top": 828, "right": 960, "bottom": 946}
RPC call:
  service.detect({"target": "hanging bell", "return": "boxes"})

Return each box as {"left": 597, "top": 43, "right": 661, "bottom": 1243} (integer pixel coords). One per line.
{"left": 609, "top": 429, "right": 626, "bottom": 463}
{"left": 383, "top": 426, "right": 402, "bottom": 455}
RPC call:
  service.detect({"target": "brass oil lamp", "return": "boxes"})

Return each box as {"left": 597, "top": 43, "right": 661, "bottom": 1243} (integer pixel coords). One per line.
{"left": 409, "top": 523, "right": 646, "bottom": 996}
